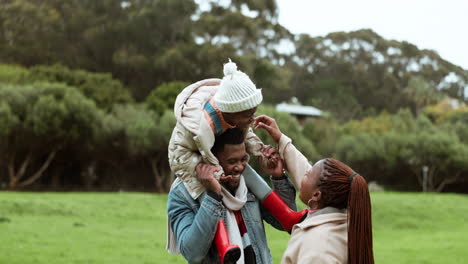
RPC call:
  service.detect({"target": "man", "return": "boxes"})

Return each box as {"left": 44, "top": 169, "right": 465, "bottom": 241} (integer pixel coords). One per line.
{"left": 167, "top": 128, "right": 298, "bottom": 264}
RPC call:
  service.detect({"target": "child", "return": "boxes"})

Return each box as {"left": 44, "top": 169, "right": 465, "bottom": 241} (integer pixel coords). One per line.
{"left": 167, "top": 60, "right": 306, "bottom": 263}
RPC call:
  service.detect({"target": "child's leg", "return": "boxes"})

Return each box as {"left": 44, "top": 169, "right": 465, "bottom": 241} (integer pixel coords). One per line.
{"left": 243, "top": 165, "right": 306, "bottom": 232}
{"left": 214, "top": 220, "right": 241, "bottom": 264}
{"left": 242, "top": 164, "right": 272, "bottom": 199}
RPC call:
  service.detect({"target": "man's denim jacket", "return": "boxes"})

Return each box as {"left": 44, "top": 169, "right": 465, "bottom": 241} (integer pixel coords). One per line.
{"left": 167, "top": 172, "right": 298, "bottom": 264}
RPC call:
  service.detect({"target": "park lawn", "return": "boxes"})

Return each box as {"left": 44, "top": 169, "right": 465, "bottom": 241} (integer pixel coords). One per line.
{"left": 1, "top": 191, "right": 467, "bottom": 264}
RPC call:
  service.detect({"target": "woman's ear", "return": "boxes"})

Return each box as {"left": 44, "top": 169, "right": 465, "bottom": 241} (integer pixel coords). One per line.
{"left": 312, "top": 190, "right": 322, "bottom": 203}
{"left": 308, "top": 190, "right": 322, "bottom": 210}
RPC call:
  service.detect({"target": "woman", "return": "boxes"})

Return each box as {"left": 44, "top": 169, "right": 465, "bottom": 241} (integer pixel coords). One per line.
{"left": 254, "top": 115, "right": 374, "bottom": 264}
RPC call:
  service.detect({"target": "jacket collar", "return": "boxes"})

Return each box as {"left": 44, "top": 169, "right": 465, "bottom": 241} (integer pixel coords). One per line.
{"left": 204, "top": 98, "right": 235, "bottom": 136}
{"left": 295, "top": 207, "right": 347, "bottom": 230}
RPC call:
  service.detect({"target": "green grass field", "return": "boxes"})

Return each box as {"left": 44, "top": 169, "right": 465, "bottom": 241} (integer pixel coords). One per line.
{"left": 1, "top": 191, "right": 467, "bottom": 264}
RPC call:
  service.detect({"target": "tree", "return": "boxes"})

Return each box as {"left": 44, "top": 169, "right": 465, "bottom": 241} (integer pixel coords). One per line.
{"left": 93, "top": 104, "right": 176, "bottom": 192}
{"left": 145, "top": 81, "right": 188, "bottom": 115}
{"left": 336, "top": 114, "right": 468, "bottom": 192}
{"left": 0, "top": 0, "right": 198, "bottom": 99}
{"left": 248, "top": 57, "right": 294, "bottom": 103}
{"left": 25, "top": 64, "right": 134, "bottom": 111}
{"left": 302, "top": 118, "right": 339, "bottom": 157}
{"left": 0, "top": 82, "right": 103, "bottom": 189}
{"left": 193, "top": 0, "right": 292, "bottom": 61}
{"left": 404, "top": 76, "right": 443, "bottom": 114}
{"left": 288, "top": 29, "right": 468, "bottom": 121}
{"left": 307, "top": 78, "right": 362, "bottom": 121}
{"left": 0, "top": 0, "right": 65, "bottom": 65}
{"left": 405, "top": 131, "right": 468, "bottom": 192}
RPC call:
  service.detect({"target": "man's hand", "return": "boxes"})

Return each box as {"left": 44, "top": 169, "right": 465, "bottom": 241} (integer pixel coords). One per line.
{"left": 254, "top": 115, "right": 282, "bottom": 143}
{"left": 196, "top": 163, "right": 222, "bottom": 194}
{"left": 259, "top": 146, "right": 284, "bottom": 178}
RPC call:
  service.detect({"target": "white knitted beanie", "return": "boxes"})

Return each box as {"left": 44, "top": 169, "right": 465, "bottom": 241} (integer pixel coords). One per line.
{"left": 214, "top": 59, "right": 263, "bottom": 113}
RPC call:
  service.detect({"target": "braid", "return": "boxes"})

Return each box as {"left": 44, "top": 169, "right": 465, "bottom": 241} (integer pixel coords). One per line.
{"left": 318, "top": 158, "right": 353, "bottom": 209}
{"left": 348, "top": 175, "right": 374, "bottom": 264}
{"left": 318, "top": 158, "right": 374, "bottom": 264}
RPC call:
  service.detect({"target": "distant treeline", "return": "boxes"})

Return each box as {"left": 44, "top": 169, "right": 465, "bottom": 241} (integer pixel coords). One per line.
{"left": 0, "top": 0, "right": 467, "bottom": 192}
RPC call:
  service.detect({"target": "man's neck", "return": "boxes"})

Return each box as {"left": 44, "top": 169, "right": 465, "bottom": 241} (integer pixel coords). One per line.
{"left": 222, "top": 184, "right": 237, "bottom": 196}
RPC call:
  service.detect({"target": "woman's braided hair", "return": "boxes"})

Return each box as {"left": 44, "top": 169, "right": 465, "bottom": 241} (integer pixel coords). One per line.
{"left": 318, "top": 158, "right": 374, "bottom": 264}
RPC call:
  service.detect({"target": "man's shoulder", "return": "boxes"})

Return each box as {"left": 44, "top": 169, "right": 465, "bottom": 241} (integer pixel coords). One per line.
{"left": 169, "top": 180, "right": 190, "bottom": 199}
{"left": 169, "top": 180, "right": 205, "bottom": 205}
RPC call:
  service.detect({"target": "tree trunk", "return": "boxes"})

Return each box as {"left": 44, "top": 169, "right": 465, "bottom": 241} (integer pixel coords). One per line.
{"left": 435, "top": 172, "right": 461, "bottom": 193}
{"left": 427, "top": 167, "right": 437, "bottom": 192}
{"left": 410, "top": 166, "right": 422, "bottom": 188}
{"left": 8, "top": 156, "right": 17, "bottom": 189}
{"left": 7, "top": 153, "right": 32, "bottom": 189}
{"left": 149, "top": 156, "right": 164, "bottom": 193}
{"left": 164, "top": 170, "right": 175, "bottom": 192}
{"left": 19, "top": 150, "right": 57, "bottom": 187}
{"left": 16, "top": 152, "right": 32, "bottom": 183}
{"left": 81, "top": 161, "right": 97, "bottom": 190}
{"left": 51, "top": 169, "right": 61, "bottom": 189}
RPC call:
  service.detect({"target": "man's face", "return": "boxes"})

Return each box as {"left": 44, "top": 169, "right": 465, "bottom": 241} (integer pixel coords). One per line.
{"left": 216, "top": 143, "right": 249, "bottom": 193}
{"left": 223, "top": 107, "right": 256, "bottom": 129}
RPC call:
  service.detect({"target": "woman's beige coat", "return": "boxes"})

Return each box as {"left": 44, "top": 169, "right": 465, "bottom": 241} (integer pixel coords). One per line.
{"left": 282, "top": 208, "right": 348, "bottom": 263}
{"left": 168, "top": 79, "right": 263, "bottom": 200}
{"left": 278, "top": 134, "right": 348, "bottom": 263}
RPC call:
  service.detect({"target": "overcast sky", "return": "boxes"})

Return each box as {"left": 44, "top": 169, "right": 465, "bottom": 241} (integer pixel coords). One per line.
{"left": 276, "top": 0, "right": 468, "bottom": 70}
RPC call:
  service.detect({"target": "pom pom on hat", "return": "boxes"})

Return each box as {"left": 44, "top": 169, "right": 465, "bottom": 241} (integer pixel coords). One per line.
{"left": 223, "top": 59, "right": 237, "bottom": 77}
{"left": 214, "top": 59, "right": 263, "bottom": 113}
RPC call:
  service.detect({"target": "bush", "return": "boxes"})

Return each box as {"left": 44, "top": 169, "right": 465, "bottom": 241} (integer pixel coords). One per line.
{"left": 335, "top": 127, "right": 468, "bottom": 192}
{"left": 0, "top": 64, "right": 30, "bottom": 83}
{"left": 0, "top": 81, "right": 104, "bottom": 188}
{"left": 25, "top": 64, "right": 134, "bottom": 111}
{"left": 302, "top": 118, "right": 339, "bottom": 157}
{"left": 145, "top": 81, "right": 188, "bottom": 115}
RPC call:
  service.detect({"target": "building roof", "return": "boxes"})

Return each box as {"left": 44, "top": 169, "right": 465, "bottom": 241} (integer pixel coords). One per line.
{"left": 276, "top": 102, "right": 322, "bottom": 117}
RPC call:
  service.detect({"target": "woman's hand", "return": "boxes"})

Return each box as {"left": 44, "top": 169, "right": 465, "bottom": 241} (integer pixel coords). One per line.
{"left": 254, "top": 115, "right": 282, "bottom": 143}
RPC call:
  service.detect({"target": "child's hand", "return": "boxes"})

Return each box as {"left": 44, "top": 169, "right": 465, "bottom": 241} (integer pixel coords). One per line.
{"left": 259, "top": 146, "right": 284, "bottom": 178}
{"left": 254, "top": 115, "right": 282, "bottom": 143}
{"left": 261, "top": 145, "right": 279, "bottom": 169}
{"left": 196, "top": 163, "right": 222, "bottom": 194}
{"left": 268, "top": 152, "right": 281, "bottom": 169}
